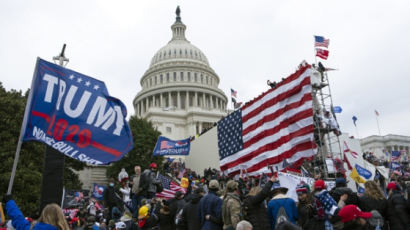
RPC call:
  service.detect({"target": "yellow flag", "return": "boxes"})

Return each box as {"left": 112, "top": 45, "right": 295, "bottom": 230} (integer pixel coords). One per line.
{"left": 350, "top": 167, "right": 366, "bottom": 184}
{"left": 181, "top": 177, "right": 189, "bottom": 189}
{"left": 0, "top": 202, "right": 5, "bottom": 225}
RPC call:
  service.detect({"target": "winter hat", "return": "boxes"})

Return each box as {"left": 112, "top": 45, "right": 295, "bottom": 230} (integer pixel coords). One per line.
{"left": 335, "top": 177, "right": 347, "bottom": 187}
{"left": 386, "top": 182, "right": 397, "bottom": 191}
{"left": 314, "top": 180, "right": 326, "bottom": 190}
{"left": 368, "top": 210, "right": 384, "bottom": 227}
{"left": 338, "top": 205, "right": 372, "bottom": 223}
{"left": 149, "top": 163, "right": 157, "bottom": 169}
{"left": 271, "top": 181, "right": 288, "bottom": 195}
{"left": 296, "top": 181, "right": 310, "bottom": 195}
{"left": 208, "top": 180, "right": 219, "bottom": 190}
{"left": 226, "top": 180, "right": 238, "bottom": 192}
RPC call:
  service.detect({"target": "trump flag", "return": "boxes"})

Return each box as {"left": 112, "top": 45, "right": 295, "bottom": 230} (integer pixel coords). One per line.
{"left": 22, "top": 58, "right": 133, "bottom": 165}
{"left": 153, "top": 136, "right": 190, "bottom": 156}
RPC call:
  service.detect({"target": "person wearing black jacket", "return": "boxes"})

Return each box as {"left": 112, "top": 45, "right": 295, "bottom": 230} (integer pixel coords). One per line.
{"left": 168, "top": 191, "right": 186, "bottom": 230}
{"left": 242, "top": 176, "right": 274, "bottom": 230}
{"left": 358, "top": 181, "right": 388, "bottom": 230}
{"left": 386, "top": 182, "right": 409, "bottom": 230}
{"left": 178, "top": 188, "right": 205, "bottom": 230}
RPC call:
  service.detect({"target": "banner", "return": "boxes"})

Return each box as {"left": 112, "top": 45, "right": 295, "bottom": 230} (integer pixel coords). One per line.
{"left": 62, "top": 190, "right": 89, "bottom": 209}
{"left": 355, "top": 164, "right": 372, "bottom": 179}
{"left": 153, "top": 136, "right": 190, "bottom": 156}
{"left": 278, "top": 172, "right": 335, "bottom": 201}
{"left": 91, "top": 183, "right": 106, "bottom": 201}
{"left": 350, "top": 167, "right": 366, "bottom": 184}
{"left": 23, "top": 58, "right": 133, "bottom": 165}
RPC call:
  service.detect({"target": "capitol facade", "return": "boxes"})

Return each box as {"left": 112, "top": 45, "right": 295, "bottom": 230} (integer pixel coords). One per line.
{"left": 133, "top": 8, "right": 228, "bottom": 140}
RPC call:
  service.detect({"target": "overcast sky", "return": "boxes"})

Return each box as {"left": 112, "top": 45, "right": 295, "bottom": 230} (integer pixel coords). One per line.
{"left": 1, "top": 0, "right": 409, "bottom": 139}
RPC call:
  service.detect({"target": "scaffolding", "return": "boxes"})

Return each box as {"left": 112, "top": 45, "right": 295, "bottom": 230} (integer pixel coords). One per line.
{"left": 311, "top": 65, "right": 343, "bottom": 178}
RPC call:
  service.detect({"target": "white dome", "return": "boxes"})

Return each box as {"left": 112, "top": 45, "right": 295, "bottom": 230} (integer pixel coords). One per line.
{"left": 150, "top": 40, "right": 209, "bottom": 67}
{"left": 149, "top": 16, "right": 209, "bottom": 67}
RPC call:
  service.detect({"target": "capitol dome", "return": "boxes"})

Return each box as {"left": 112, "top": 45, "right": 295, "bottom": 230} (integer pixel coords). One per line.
{"left": 133, "top": 7, "right": 228, "bottom": 140}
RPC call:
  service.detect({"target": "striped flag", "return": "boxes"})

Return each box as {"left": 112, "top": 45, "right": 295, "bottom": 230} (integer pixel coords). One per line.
{"left": 314, "top": 35, "right": 330, "bottom": 48}
{"left": 316, "top": 48, "right": 329, "bottom": 60}
{"left": 391, "top": 151, "right": 401, "bottom": 161}
{"left": 231, "top": 88, "right": 238, "bottom": 98}
{"left": 217, "top": 65, "right": 316, "bottom": 176}
{"left": 155, "top": 173, "right": 186, "bottom": 200}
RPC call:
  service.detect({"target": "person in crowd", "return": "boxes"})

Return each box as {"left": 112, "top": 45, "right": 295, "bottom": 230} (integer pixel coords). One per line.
{"left": 157, "top": 201, "right": 172, "bottom": 230}
{"left": 295, "top": 181, "right": 316, "bottom": 230}
{"left": 119, "top": 180, "right": 131, "bottom": 212}
{"left": 338, "top": 205, "right": 372, "bottom": 230}
{"left": 140, "top": 163, "right": 160, "bottom": 199}
{"left": 137, "top": 205, "right": 158, "bottom": 230}
{"left": 104, "top": 179, "right": 122, "bottom": 223}
{"left": 358, "top": 181, "right": 388, "bottom": 229}
{"left": 242, "top": 176, "right": 274, "bottom": 230}
{"left": 236, "top": 220, "right": 253, "bottom": 230}
{"left": 178, "top": 188, "right": 205, "bottom": 230}
{"left": 222, "top": 180, "right": 242, "bottom": 230}
{"left": 131, "top": 165, "right": 142, "bottom": 214}
{"left": 168, "top": 191, "right": 186, "bottom": 230}
{"left": 84, "top": 216, "right": 99, "bottom": 230}
{"left": 311, "top": 180, "right": 339, "bottom": 230}
{"left": 386, "top": 182, "right": 409, "bottom": 230}
{"left": 267, "top": 181, "right": 298, "bottom": 230}
{"left": 198, "top": 180, "right": 223, "bottom": 230}
{"left": 3, "top": 194, "right": 70, "bottom": 230}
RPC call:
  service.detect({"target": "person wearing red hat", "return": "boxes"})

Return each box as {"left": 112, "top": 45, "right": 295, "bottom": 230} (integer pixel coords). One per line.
{"left": 386, "top": 182, "right": 409, "bottom": 230}
{"left": 310, "top": 180, "right": 339, "bottom": 230}
{"left": 338, "top": 205, "right": 372, "bottom": 230}
{"left": 140, "top": 162, "right": 161, "bottom": 199}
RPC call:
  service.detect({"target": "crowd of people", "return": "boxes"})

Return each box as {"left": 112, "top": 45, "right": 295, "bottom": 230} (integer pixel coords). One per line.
{"left": 2, "top": 162, "right": 410, "bottom": 230}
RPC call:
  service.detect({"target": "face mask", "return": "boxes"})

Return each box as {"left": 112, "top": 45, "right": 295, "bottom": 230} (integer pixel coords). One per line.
{"left": 109, "top": 183, "right": 114, "bottom": 187}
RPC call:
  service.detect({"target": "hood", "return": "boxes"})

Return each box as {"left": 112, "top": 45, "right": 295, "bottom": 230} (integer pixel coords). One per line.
{"left": 272, "top": 193, "right": 288, "bottom": 200}
{"left": 225, "top": 193, "right": 240, "bottom": 201}
{"left": 191, "top": 194, "right": 203, "bottom": 204}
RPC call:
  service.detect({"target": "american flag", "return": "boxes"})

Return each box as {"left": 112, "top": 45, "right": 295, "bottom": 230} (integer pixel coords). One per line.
{"left": 344, "top": 141, "right": 358, "bottom": 159}
{"left": 316, "top": 48, "right": 329, "bottom": 60}
{"left": 391, "top": 151, "right": 401, "bottom": 161}
{"left": 160, "top": 140, "right": 172, "bottom": 150}
{"left": 231, "top": 88, "right": 238, "bottom": 98}
{"left": 314, "top": 36, "right": 330, "bottom": 48}
{"left": 155, "top": 173, "right": 186, "bottom": 200}
{"left": 218, "top": 65, "right": 316, "bottom": 177}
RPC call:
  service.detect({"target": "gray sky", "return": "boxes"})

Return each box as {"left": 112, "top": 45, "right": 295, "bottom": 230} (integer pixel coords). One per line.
{"left": 1, "top": 0, "right": 409, "bottom": 138}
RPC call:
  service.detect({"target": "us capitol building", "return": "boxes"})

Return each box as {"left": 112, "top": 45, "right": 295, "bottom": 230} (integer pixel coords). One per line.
{"left": 133, "top": 7, "right": 228, "bottom": 140}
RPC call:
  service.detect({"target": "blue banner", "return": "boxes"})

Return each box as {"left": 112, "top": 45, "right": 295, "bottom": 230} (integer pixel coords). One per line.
{"left": 332, "top": 106, "right": 342, "bottom": 113}
{"left": 153, "top": 136, "right": 190, "bottom": 156}
{"left": 92, "top": 183, "right": 106, "bottom": 200}
{"left": 355, "top": 164, "right": 372, "bottom": 179}
{"left": 23, "top": 58, "right": 133, "bottom": 165}
{"left": 391, "top": 162, "right": 401, "bottom": 169}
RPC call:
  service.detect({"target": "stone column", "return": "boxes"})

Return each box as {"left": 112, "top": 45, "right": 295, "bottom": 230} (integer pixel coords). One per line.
{"left": 160, "top": 93, "right": 163, "bottom": 108}
{"left": 185, "top": 91, "right": 189, "bottom": 110}
{"left": 203, "top": 93, "right": 206, "bottom": 108}
{"left": 210, "top": 95, "right": 214, "bottom": 109}
{"left": 177, "top": 91, "right": 181, "bottom": 109}
{"left": 194, "top": 91, "right": 198, "bottom": 107}
{"left": 145, "top": 97, "right": 148, "bottom": 112}
{"left": 168, "top": 92, "right": 172, "bottom": 107}
{"left": 199, "top": 122, "right": 203, "bottom": 134}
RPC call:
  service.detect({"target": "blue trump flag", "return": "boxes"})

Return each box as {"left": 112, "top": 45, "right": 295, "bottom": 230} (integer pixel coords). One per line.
{"left": 22, "top": 58, "right": 133, "bottom": 165}
{"left": 355, "top": 164, "right": 372, "bottom": 179}
{"left": 153, "top": 136, "right": 190, "bottom": 156}
{"left": 332, "top": 106, "right": 342, "bottom": 113}
{"left": 92, "top": 183, "right": 106, "bottom": 200}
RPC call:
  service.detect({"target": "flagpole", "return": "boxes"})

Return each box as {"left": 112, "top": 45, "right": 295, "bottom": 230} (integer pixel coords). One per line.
{"left": 7, "top": 57, "right": 40, "bottom": 194}
{"left": 355, "top": 125, "right": 360, "bottom": 139}
{"left": 376, "top": 114, "right": 381, "bottom": 136}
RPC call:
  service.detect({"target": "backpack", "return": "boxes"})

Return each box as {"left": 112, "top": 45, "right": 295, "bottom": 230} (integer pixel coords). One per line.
{"left": 275, "top": 206, "right": 289, "bottom": 228}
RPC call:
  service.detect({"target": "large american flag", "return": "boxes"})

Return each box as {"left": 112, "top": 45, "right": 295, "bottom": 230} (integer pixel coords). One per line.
{"left": 218, "top": 65, "right": 316, "bottom": 177}
{"left": 155, "top": 173, "right": 186, "bottom": 200}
